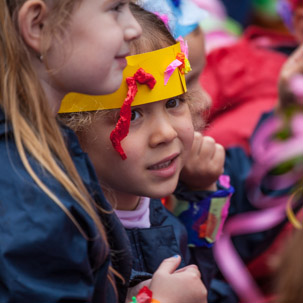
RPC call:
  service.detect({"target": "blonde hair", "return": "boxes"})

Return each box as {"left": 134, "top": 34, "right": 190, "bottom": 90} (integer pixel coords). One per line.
{"left": 0, "top": 0, "right": 111, "bottom": 270}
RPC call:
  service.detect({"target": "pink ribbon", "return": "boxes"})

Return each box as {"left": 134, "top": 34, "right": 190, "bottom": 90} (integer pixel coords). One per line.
{"left": 214, "top": 204, "right": 286, "bottom": 303}
{"left": 214, "top": 112, "right": 303, "bottom": 303}
{"left": 177, "top": 36, "right": 189, "bottom": 58}
{"left": 164, "top": 37, "right": 190, "bottom": 85}
{"left": 248, "top": 113, "right": 303, "bottom": 208}
{"left": 164, "top": 59, "right": 183, "bottom": 85}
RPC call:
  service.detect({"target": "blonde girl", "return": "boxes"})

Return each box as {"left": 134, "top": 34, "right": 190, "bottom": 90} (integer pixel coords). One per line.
{"left": 0, "top": 1, "right": 207, "bottom": 303}
{"left": 0, "top": 0, "right": 142, "bottom": 302}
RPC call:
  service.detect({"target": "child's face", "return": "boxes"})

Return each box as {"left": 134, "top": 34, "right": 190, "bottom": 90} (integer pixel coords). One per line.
{"left": 46, "top": 0, "right": 142, "bottom": 98}
{"left": 80, "top": 96, "right": 194, "bottom": 204}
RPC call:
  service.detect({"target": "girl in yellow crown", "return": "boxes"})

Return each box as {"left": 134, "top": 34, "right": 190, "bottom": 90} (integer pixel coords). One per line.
{"left": 0, "top": 1, "right": 206, "bottom": 303}
{"left": 60, "top": 3, "right": 232, "bottom": 297}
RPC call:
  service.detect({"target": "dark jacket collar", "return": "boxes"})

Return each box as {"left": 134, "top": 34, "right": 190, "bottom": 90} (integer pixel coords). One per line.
{"left": 0, "top": 108, "right": 12, "bottom": 136}
{"left": 149, "top": 199, "right": 169, "bottom": 226}
{"left": 59, "top": 122, "right": 84, "bottom": 156}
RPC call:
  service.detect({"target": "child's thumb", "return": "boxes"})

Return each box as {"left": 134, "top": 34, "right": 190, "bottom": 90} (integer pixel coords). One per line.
{"left": 155, "top": 255, "right": 181, "bottom": 275}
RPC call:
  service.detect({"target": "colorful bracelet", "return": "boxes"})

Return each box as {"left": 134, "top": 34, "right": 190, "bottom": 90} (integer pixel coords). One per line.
{"left": 175, "top": 176, "right": 234, "bottom": 247}
{"left": 129, "top": 286, "right": 160, "bottom": 303}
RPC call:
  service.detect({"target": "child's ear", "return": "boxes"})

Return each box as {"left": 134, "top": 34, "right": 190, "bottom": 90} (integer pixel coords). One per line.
{"left": 18, "top": 0, "right": 47, "bottom": 54}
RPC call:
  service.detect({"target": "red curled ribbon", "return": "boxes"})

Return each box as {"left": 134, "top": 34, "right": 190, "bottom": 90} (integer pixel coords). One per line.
{"left": 110, "top": 68, "right": 156, "bottom": 160}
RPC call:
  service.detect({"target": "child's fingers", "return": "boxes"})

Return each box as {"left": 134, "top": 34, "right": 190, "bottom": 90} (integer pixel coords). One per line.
{"left": 284, "top": 44, "right": 303, "bottom": 69}
{"left": 191, "top": 132, "right": 203, "bottom": 156}
{"left": 280, "top": 44, "right": 303, "bottom": 80}
{"left": 288, "top": 43, "right": 303, "bottom": 63}
{"left": 212, "top": 143, "right": 225, "bottom": 173}
{"left": 199, "top": 136, "right": 216, "bottom": 159}
{"left": 201, "top": 142, "right": 225, "bottom": 178}
{"left": 175, "top": 265, "right": 201, "bottom": 278}
{"left": 154, "top": 255, "right": 181, "bottom": 275}
{"left": 174, "top": 264, "right": 199, "bottom": 273}
{"left": 278, "top": 45, "right": 303, "bottom": 109}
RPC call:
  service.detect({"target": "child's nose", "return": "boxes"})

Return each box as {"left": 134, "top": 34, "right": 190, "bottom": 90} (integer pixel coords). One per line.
{"left": 124, "top": 13, "right": 142, "bottom": 42}
{"left": 149, "top": 117, "right": 178, "bottom": 147}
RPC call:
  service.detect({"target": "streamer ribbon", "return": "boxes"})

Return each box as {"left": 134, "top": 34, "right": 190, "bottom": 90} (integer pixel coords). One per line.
{"left": 110, "top": 68, "right": 156, "bottom": 160}
{"left": 164, "top": 37, "right": 191, "bottom": 85}
{"left": 214, "top": 111, "right": 303, "bottom": 303}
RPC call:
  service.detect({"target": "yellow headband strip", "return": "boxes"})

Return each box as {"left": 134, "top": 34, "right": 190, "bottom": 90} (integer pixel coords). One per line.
{"left": 59, "top": 42, "right": 187, "bottom": 113}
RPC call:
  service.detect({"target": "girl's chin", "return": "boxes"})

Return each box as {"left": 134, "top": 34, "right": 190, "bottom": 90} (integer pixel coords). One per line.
{"left": 148, "top": 185, "right": 178, "bottom": 200}
{"left": 98, "top": 74, "right": 123, "bottom": 96}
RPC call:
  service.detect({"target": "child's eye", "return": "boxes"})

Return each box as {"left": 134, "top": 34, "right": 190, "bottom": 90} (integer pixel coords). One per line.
{"left": 111, "top": 1, "right": 126, "bottom": 12}
{"left": 166, "top": 97, "right": 183, "bottom": 109}
{"left": 131, "top": 109, "right": 141, "bottom": 121}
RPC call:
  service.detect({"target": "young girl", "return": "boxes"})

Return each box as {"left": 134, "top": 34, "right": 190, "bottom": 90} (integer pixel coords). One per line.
{"left": 0, "top": 1, "right": 206, "bottom": 303}
{"left": 131, "top": 3, "right": 303, "bottom": 303}
{"left": 59, "top": 3, "right": 232, "bottom": 292}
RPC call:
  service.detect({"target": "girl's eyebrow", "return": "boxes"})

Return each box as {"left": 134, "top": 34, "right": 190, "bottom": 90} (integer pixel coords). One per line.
{"left": 103, "top": 0, "right": 118, "bottom": 7}
{"left": 104, "top": 0, "right": 129, "bottom": 6}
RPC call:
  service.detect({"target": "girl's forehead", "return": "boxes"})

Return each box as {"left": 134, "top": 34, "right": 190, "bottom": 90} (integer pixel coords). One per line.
{"left": 131, "top": 97, "right": 170, "bottom": 108}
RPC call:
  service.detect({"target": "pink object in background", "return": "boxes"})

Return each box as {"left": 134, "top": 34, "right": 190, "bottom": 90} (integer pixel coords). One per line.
{"left": 289, "top": 74, "right": 303, "bottom": 104}
{"left": 191, "top": 0, "right": 227, "bottom": 18}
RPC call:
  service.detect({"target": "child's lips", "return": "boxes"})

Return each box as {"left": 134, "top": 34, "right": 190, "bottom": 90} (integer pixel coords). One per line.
{"left": 148, "top": 157, "right": 175, "bottom": 170}
{"left": 115, "top": 56, "right": 127, "bottom": 69}
{"left": 115, "top": 52, "right": 129, "bottom": 68}
{"left": 147, "top": 154, "right": 180, "bottom": 177}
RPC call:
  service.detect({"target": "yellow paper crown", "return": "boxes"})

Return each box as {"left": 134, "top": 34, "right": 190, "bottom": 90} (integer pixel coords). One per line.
{"left": 59, "top": 42, "right": 187, "bottom": 113}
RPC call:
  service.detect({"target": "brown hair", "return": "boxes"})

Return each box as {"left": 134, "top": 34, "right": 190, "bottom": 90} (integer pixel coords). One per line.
{"left": 129, "top": 2, "right": 176, "bottom": 52}
{"left": 0, "top": 0, "right": 111, "bottom": 272}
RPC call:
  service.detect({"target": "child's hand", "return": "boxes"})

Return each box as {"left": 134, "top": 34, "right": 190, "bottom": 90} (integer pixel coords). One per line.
{"left": 180, "top": 132, "right": 225, "bottom": 191}
{"left": 150, "top": 255, "right": 207, "bottom": 303}
{"left": 278, "top": 44, "right": 303, "bottom": 110}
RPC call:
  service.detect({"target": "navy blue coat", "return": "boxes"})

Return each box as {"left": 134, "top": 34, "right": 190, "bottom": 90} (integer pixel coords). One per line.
{"left": 126, "top": 199, "right": 217, "bottom": 290}
{"left": 0, "top": 110, "right": 132, "bottom": 303}
{"left": 126, "top": 199, "right": 190, "bottom": 286}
